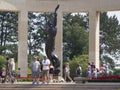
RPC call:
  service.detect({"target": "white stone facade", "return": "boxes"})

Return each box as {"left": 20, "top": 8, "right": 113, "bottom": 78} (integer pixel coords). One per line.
{"left": 0, "top": 0, "right": 120, "bottom": 76}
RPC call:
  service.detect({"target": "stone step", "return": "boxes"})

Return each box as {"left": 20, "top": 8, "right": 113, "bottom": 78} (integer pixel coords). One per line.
{"left": 0, "top": 83, "right": 120, "bottom": 90}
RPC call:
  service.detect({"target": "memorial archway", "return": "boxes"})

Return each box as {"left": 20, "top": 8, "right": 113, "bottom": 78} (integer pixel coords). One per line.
{"left": 0, "top": 0, "right": 120, "bottom": 77}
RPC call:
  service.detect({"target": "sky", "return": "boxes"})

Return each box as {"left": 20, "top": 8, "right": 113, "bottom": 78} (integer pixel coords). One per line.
{"left": 80, "top": 11, "right": 120, "bottom": 24}
{"left": 107, "top": 11, "right": 120, "bottom": 24}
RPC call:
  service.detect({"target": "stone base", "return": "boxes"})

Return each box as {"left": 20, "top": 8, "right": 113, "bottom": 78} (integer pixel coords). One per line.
{"left": 0, "top": 83, "right": 120, "bottom": 90}
{"left": 74, "top": 77, "right": 88, "bottom": 83}
{"left": 53, "top": 76, "right": 65, "bottom": 82}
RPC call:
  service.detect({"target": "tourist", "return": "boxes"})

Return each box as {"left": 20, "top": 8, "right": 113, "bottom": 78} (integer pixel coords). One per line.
{"left": 30, "top": 56, "right": 41, "bottom": 85}
{"left": 64, "top": 63, "right": 73, "bottom": 82}
{"left": 42, "top": 56, "right": 50, "bottom": 84}
{"left": 76, "top": 64, "right": 82, "bottom": 77}
{"left": 99, "top": 64, "right": 105, "bottom": 76}
{"left": 86, "top": 63, "right": 92, "bottom": 78}
{"left": 92, "top": 68, "right": 97, "bottom": 78}
{"left": 91, "top": 62, "right": 96, "bottom": 73}
{"left": 5, "top": 57, "right": 10, "bottom": 82}
{"left": 9, "top": 58, "right": 15, "bottom": 83}
{"left": 17, "top": 68, "right": 21, "bottom": 82}
{"left": 96, "top": 68, "right": 100, "bottom": 77}
{"left": 1, "top": 67, "right": 6, "bottom": 83}
{"left": 5, "top": 57, "right": 10, "bottom": 75}
{"left": 37, "top": 58, "right": 42, "bottom": 78}
{"left": 49, "top": 64, "right": 54, "bottom": 83}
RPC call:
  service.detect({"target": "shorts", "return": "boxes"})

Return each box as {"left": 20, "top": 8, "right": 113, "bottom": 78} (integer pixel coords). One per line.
{"left": 32, "top": 71, "right": 40, "bottom": 78}
{"left": 42, "top": 70, "right": 49, "bottom": 76}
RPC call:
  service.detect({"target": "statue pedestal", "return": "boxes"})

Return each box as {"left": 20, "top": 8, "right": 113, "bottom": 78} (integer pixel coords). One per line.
{"left": 53, "top": 75, "right": 64, "bottom": 81}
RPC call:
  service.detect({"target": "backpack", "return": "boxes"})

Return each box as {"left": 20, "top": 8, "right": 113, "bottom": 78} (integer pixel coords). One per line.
{"left": 77, "top": 67, "right": 81, "bottom": 74}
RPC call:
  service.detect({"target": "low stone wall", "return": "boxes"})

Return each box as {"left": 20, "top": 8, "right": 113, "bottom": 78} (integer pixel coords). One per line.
{"left": 74, "top": 77, "right": 88, "bottom": 83}
{"left": 0, "top": 83, "right": 120, "bottom": 90}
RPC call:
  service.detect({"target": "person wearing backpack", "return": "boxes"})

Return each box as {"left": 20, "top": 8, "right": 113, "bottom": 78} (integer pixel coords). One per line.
{"left": 76, "top": 64, "right": 82, "bottom": 77}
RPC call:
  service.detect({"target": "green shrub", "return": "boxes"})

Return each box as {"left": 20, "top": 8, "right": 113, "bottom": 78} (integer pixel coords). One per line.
{"left": 68, "top": 55, "right": 89, "bottom": 78}
{"left": 0, "top": 55, "right": 6, "bottom": 71}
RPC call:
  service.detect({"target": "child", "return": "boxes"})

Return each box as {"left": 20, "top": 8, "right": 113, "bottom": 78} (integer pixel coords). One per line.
{"left": 1, "top": 68, "right": 6, "bottom": 83}
{"left": 17, "top": 68, "right": 21, "bottom": 82}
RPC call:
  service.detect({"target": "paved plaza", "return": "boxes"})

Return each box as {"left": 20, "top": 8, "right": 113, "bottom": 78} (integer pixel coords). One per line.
{"left": 0, "top": 82, "right": 120, "bottom": 90}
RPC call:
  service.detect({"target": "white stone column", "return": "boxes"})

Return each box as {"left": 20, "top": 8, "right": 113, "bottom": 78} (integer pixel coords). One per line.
{"left": 55, "top": 11, "right": 63, "bottom": 77}
{"left": 18, "top": 10, "right": 28, "bottom": 77}
{"left": 89, "top": 11, "right": 100, "bottom": 69}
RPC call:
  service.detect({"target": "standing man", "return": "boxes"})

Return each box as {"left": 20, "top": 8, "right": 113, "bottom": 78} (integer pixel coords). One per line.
{"left": 76, "top": 64, "right": 82, "bottom": 77}
{"left": 42, "top": 56, "right": 50, "bottom": 84}
{"left": 30, "top": 56, "right": 40, "bottom": 85}
{"left": 5, "top": 57, "right": 10, "bottom": 75}
{"left": 5, "top": 57, "right": 10, "bottom": 81}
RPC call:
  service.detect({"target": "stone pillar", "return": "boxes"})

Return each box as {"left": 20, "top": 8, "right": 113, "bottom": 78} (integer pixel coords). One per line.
{"left": 18, "top": 10, "right": 28, "bottom": 77}
{"left": 89, "top": 11, "right": 100, "bottom": 69}
{"left": 55, "top": 11, "right": 63, "bottom": 77}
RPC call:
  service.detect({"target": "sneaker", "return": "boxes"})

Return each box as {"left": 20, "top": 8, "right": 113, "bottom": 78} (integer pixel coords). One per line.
{"left": 41, "top": 82, "right": 45, "bottom": 84}
{"left": 44, "top": 82, "right": 48, "bottom": 84}
{"left": 39, "top": 82, "right": 43, "bottom": 85}
{"left": 49, "top": 80, "right": 53, "bottom": 83}
{"left": 32, "top": 81, "right": 35, "bottom": 85}
{"left": 71, "top": 80, "right": 73, "bottom": 83}
{"left": 36, "top": 82, "right": 39, "bottom": 85}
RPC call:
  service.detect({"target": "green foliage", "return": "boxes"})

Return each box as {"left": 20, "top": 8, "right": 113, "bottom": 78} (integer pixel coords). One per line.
{"left": 113, "top": 69, "right": 120, "bottom": 76}
{"left": 100, "top": 12, "right": 120, "bottom": 72}
{"left": 28, "top": 12, "right": 54, "bottom": 56}
{"left": 0, "top": 55, "right": 6, "bottom": 72}
{"left": 68, "top": 55, "right": 88, "bottom": 78}
{"left": 28, "top": 13, "right": 44, "bottom": 55}
{"left": 20, "top": 78, "right": 32, "bottom": 82}
{"left": 102, "top": 55, "right": 115, "bottom": 69}
{"left": 63, "top": 13, "right": 89, "bottom": 61}
{"left": 100, "top": 12, "right": 120, "bottom": 60}
{"left": 0, "top": 11, "right": 18, "bottom": 59}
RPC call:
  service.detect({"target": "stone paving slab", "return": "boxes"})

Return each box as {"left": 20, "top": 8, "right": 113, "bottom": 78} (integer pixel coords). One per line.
{"left": 0, "top": 82, "right": 120, "bottom": 90}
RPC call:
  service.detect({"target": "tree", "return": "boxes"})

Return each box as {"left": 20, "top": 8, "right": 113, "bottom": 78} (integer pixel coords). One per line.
{"left": 0, "top": 11, "right": 18, "bottom": 60}
{"left": 28, "top": 12, "right": 55, "bottom": 56}
{"left": 100, "top": 12, "right": 120, "bottom": 69}
{"left": 63, "top": 13, "right": 89, "bottom": 61}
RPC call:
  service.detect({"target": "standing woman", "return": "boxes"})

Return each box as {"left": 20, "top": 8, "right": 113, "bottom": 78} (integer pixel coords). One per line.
{"left": 64, "top": 63, "right": 73, "bottom": 82}
{"left": 49, "top": 64, "right": 54, "bottom": 83}
{"left": 9, "top": 58, "right": 15, "bottom": 83}
{"left": 87, "top": 63, "right": 92, "bottom": 79}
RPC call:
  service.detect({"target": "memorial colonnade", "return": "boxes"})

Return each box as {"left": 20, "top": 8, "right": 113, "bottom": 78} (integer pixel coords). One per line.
{"left": 0, "top": 0, "right": 120, "bottom": 77}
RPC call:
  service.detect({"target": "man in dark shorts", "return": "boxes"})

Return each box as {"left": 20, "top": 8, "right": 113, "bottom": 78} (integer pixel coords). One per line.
{"left": 30, "top": 57, "right": 41, "bottom": 85}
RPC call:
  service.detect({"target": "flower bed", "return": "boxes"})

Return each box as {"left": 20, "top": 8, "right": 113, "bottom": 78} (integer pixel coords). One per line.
{"left": 16, "top": 76, "right": 43, "bottom": 82}
{"left": 88, "top": 76, "right": 120, "bottom": 82}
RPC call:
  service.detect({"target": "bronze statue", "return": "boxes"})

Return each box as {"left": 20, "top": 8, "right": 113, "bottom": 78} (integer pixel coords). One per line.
{"left": 45, "top": 5, "right": 60, "bottom": 75}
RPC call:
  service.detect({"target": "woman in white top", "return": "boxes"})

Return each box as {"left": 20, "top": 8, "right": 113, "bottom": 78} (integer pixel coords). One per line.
{"left": 64, "top": 63, "right": 73, "bottom": 82}
{"left": 42, "top": 56, "right": 50, "bottom": 84}
{"left": 87, "top": 63, "right": 92, "bottom": 78}
{"left": 9, "top": 58, "right": 15, "bottom": 76}
{"left": 9, "top": 58, "right": 15, "bottom": 83}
